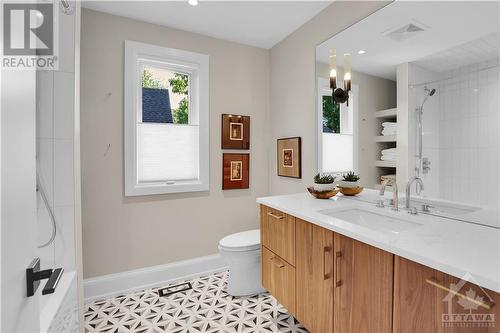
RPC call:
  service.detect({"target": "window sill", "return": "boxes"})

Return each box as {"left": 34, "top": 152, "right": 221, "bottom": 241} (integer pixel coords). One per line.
{"left": 125, "top": 180, "right": 209, "bottom": 196}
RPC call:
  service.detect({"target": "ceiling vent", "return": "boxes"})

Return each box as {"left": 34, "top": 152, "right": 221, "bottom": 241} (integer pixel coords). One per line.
{"left": 383, "top": 22, "right": 428, "bottom": 42}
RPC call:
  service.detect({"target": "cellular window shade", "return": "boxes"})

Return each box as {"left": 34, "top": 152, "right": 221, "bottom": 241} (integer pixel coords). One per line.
{"left": 322, "top": 133, "right": 353, "bottom": 173}
{"left": 137, "top": 123, "right": 199, "bottom": 182}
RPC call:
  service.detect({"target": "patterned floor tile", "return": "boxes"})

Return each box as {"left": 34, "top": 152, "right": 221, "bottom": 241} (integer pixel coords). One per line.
{"left": 85, "top": 271, "right": 308, "bottom": 333}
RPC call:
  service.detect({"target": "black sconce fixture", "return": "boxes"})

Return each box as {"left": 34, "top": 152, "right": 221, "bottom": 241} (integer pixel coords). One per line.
{"left": 329, "top": 50, "right": 352, "bottom": 106}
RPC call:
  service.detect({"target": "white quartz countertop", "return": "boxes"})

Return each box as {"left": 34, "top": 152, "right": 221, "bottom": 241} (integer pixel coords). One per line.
{"left": 257, "top": 190, "right": 500, "bottom": 293}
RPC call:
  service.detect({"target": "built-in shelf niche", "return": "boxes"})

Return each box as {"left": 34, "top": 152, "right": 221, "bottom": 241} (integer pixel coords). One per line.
{"left": 374, "top": 107, "right": 397, "bottom": 185}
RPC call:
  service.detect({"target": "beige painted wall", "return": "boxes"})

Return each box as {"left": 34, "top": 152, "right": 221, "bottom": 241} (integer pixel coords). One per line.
{"left": 269, "top": 1, "right": 391, "bottom": 194}
{"left": 81, "top": 9, "right": 270, "bottom": 278}
{"left": 316, "top": 62, "right": 396, "bottom": 187}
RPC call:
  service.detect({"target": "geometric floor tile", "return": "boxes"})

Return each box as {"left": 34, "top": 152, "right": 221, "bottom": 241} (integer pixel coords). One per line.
{"left": 84, "top": 271, "right": 308, "bottom": 333}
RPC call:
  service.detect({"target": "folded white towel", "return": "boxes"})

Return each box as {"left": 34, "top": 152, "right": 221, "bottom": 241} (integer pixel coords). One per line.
{"left": 381, "top": 129, "right": 397, "bottom": 136}
{"left": 381, "top": 155, "right": 397, "bottom": 161}
{"left": 381, "top": 148, "right": 396, "bottom": 154}
{"left": 381, "top": 154, "right": 396, "bottom": 159}
{"left": 382, "top": 122, "right": 397, "bottom": 127}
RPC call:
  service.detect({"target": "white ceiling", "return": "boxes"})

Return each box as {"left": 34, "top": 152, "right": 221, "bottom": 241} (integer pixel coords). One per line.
{"left": 316, "top": 1, "right": 500, "bottom": 80}
{"left": 414, "top": 32, "right": 499, "bottom": 74}
{"left": 82, "top": 1, "right": 331, "bottom": 49}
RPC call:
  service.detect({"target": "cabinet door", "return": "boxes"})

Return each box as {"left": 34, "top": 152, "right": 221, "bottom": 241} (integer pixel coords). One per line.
{"left": 260, "top": 205, "right": 295, "bottom": 265}
{"left": 261, "top": 246, "right": 296, "bottom": 315}
{"left": 295, "top": 219, "right": 334, "bottom": 333}
{"left": 394, "top": 256, "right": 500, "bottom": 333}
{"left": 334, "top": 233, "right": 394, "bottom": 333}
{"left": 393, "top": 256, "right": 444, "bottom": 333}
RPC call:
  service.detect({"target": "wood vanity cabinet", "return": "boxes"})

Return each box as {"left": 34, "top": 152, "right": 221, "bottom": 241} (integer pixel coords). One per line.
{"left": 334, "top": 233, "right": 394, "bottom": 333}
{"left": 295, "top": 218, "right": 334, "bottom": 332}
{"left": 393, "top": 256, "right": 500, "bottom": 333}
{"left": 260, "top": 204, "right": 500, "bottom": 333}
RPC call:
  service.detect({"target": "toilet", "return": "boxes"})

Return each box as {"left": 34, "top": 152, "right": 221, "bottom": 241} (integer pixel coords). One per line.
{"left": 218, "top": 229, "right": 265, "bottom": 297}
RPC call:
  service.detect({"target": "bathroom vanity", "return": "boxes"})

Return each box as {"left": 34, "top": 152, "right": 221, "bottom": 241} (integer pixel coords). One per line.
{"left": 258, "top": 191, "right": 500, "bottom": 333}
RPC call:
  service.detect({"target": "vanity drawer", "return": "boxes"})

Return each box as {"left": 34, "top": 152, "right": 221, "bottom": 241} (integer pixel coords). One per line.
{"left": 260, "top": 205, "right": 295, "bottom": 266}
{"left": 262, "top": 246, "right": 296, "bottom": 315}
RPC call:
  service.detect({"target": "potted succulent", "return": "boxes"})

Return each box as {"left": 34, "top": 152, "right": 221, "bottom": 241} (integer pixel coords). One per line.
{"left": 313, "top": 173, "right": 337, "bottom": 192}
{"left": 339, "top": 171, "right": 360, "bottom": 188}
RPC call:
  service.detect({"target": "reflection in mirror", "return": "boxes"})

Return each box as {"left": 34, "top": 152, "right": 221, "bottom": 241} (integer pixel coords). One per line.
{"left": 316, "top": 1, "right": 499, "bottom": 226}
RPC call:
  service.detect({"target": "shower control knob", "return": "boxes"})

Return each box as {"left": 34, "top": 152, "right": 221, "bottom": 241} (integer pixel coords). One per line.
{"left": 422, "top": 157, "right": 431, "bottom": 174}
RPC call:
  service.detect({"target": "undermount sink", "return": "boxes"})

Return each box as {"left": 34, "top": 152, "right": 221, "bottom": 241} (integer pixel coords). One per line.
{"left": 319, "top": 208, "right": 423, "bottom": 234}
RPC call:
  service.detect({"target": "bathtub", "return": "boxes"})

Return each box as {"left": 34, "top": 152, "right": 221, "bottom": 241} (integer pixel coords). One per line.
{"left": 39, "top": 271, "right": 79, "bottom": 333}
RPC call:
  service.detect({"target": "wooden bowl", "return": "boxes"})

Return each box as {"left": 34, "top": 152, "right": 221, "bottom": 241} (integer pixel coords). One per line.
{"left": 307, "top": 187, "right": 339, "bottom": 199}
{"left": 339, "top": 186, "right": 364, "bottom": 196}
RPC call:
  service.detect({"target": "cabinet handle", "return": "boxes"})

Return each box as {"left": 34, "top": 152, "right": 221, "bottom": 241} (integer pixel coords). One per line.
{"left": 267, "top": 212, "right": 285, "bottom": 220}
{"left": 323, "top": 246, "right": 332, "bottom": 280}
{"left": 426, "top": 278, "right": 495, "bottom": 310}
{"left": 335, "top": 251, "right": 342, "bottom": 287}
{"left": 270, "top": 256, "right": 285, "bottom": 268}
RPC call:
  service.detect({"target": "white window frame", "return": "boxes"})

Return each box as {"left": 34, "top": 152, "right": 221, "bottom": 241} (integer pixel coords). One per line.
{"left": 124, "top": 40, "right": 209, "bottom": 196}
{"left": 316, "top": 77, "right": 359, "bottom": 175}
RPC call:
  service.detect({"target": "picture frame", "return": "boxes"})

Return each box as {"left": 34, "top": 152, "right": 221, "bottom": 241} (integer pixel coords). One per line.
{"left": 277, "top": 137, "right": 301, "bottom": 178}
{"left": 221, "top": 114, "right": 250, "bottom": 149}
{"left": 222, "top": 153, "right": 249, "bottom": 189}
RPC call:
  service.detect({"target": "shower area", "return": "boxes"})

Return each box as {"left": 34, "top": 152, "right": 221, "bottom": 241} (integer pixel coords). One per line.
{"left": 407, "top": 32, "right": 500, "bottom": 207}
{"left": 36, "top": 1, "right": 80, "bottom": 332}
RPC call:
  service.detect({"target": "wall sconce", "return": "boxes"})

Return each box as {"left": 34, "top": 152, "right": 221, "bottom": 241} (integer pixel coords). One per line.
{"left": 329, "top": 50, "right": 352, "bottom": 106}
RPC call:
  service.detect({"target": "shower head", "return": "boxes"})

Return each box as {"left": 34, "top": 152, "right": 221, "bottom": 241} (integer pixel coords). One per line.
{"left": 419, "top": 86, "right": 436, "bottom": 110}
{"left": 425, "top": 87, "right": 436, "bottom": 96}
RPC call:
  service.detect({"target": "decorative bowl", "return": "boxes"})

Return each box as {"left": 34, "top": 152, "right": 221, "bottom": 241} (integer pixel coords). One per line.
{"left": 339, "top": 186, "right": 364, "bottom": 196}
{"left": 307, "top": 187, "right": 339, "bottom": 199}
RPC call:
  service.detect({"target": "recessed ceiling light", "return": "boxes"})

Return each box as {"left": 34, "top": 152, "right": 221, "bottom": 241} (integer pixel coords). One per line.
{"left": 358, "top": 50, "right": 366, "bottom": 55}
{"left": 188, "top": 0, "right": 198, "bottom": 6}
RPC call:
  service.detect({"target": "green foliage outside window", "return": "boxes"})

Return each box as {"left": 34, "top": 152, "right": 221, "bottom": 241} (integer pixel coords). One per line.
{"left": 142, "top": 69, "right": 166, "bottom": 89}
{"left": 322, "top": 96, "right": 340, "bottom": 133}
{"left": 168, "top": 73, "right": 189, "bottom": 124}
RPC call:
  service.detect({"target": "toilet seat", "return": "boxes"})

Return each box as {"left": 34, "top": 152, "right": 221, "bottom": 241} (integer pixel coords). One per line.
{"left": 219, "top": 229, "right": 260, "bottom": 252}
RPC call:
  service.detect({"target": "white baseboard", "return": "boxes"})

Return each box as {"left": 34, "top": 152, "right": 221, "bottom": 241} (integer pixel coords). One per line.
{"left": 84, "top": 254, "right": 227, "bottom": 302}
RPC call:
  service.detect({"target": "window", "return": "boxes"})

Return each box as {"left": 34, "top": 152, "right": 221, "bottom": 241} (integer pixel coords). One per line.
{"left": 317, "top": 78, "right": 357, "bottom": 174}
{"left": 124, "top": 41, "right": 209, "bottom": 195}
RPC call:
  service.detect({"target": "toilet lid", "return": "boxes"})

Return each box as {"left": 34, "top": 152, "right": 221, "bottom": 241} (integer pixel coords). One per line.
{"left": 219, "top": 229, "right": 260, "bottom": 252}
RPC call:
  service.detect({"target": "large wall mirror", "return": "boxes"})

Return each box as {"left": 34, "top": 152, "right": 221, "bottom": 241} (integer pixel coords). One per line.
{"left": 316, "top": 2, "right": 499, "bottom": 225}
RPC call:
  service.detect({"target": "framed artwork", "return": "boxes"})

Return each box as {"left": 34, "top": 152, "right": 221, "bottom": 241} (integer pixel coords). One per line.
{"left": 222, "top": 153, "right": 249, "bottom": 189}
{"left": 221, "top": 114, "right": 250, "bottom": 149}
{"left": 277, "top": 137, "right": 301, "bottom": 178}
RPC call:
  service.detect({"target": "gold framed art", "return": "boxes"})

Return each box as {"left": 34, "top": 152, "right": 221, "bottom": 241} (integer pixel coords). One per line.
{"left": 277, "top": 137, "right": 301, "bottom": 178}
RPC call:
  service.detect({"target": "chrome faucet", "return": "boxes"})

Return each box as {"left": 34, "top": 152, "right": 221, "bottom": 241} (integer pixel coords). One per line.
{"left": 406, "top": 176, "right": 424, "bottom": 214}
{"left": 379, "top": 179, "right": 399, "bottom": 211}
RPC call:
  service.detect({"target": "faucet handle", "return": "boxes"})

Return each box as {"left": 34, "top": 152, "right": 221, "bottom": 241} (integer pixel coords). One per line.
{"left": 421, "top": 204, "right": 434, "bottom": 212}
